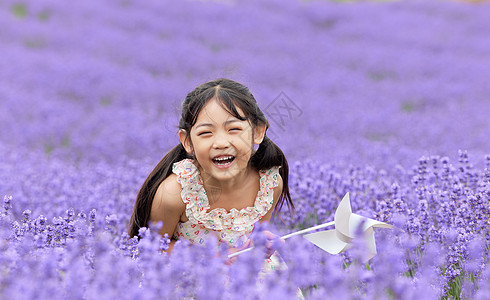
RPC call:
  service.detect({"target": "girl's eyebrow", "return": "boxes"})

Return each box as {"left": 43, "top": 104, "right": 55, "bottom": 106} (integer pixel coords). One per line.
{"left": 195, "top": 119, "right": 242, "bottom": 129}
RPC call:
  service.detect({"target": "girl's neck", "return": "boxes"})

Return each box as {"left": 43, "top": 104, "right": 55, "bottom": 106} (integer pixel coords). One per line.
{"left": 198, "top": 164, "right": 256, "bottom": 195}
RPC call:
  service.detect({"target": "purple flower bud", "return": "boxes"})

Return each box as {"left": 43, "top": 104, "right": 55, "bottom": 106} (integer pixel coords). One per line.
{"left": 3, "top": 195, "right": 12, "bottom": 212}
{"left": 22, "top": 209, "right": 31, "bottom": 223}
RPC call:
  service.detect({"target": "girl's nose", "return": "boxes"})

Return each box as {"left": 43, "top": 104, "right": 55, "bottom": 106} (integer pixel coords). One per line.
{"left": 213, "top": 132, "right": 231, "bottom": 149}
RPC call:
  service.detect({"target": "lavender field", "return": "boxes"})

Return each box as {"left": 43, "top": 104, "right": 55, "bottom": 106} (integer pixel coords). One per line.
{"left": 1, "top": 0, "right": 490, "bottom": 298}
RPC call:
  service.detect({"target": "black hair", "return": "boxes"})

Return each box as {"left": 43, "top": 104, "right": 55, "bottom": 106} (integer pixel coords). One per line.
{"left": 128, "top": 78, "right": 294, "bottom": 237}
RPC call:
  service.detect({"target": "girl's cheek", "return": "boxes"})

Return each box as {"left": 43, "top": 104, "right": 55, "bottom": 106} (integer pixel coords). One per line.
{"left": 236, "top": 130, "right": 252, "bottom": 145}
{"left": 195, "top": 136, "right": 211, "bottom": 148}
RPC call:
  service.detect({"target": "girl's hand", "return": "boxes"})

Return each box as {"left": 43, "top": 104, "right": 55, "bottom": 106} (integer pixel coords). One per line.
{"left": 225, "top": 239, "right": 253, "bottom": 265}
{"left": 223, "top": 230, "right": 283, "bottom": 264}
{"left": 264, "top": 230, "right": 283, "bottom": 259}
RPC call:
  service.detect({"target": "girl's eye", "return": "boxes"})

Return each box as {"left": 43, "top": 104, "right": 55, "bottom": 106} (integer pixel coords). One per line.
{"left": 230, "top": 128, "right": 241, "bottom": 132}
{"left": 198, "top": 131, "right": 211, "bottom": 136}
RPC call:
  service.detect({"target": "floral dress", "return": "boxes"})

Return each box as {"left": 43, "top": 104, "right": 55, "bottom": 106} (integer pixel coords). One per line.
{"left": 172, "top": 158, "right": 279, "bottom": 247}
{"left": 171, "top": 159, "right": 304, "bottom": 299}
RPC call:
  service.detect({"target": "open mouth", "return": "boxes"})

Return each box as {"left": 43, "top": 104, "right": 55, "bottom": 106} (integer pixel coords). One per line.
{"left": 212, "top": 155, "right": 235, "bottom": 166}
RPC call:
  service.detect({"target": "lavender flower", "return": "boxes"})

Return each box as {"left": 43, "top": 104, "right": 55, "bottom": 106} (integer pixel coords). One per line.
{"left": 0, "top": 0, "right": 490, "bottom": 298}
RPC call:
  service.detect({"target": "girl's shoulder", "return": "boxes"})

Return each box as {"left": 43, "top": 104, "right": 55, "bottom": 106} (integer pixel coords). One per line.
{"left": 157, "top": 173, "right": 182, "bottom": 196}
{"left": 152, "top": 173, "right": 185, "bottom": 216}
{"left": 272, "top": 170, "right": 283, "bottom": 192}
{"left": 259, "top": 165, "right": 282, "bottom": 189}
{"left": 172, "top": 158, "right": 199, "bottom": 183}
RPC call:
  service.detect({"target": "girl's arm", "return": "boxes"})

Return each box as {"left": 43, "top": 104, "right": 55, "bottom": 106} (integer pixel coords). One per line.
{"left": 149, "top": 173, "right": 186, "bottom": 255}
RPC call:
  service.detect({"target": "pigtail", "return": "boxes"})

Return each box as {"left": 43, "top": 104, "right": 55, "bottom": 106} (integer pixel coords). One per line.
{"left": 251, "top": 135, "right": 294, "bottom": 214}
{"left": 128, "top": 144, "right": 188, "bottom": 238}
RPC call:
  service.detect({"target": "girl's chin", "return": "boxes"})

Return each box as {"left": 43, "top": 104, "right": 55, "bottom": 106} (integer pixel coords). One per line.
{"left": 197, "top": 157, "right": 250, "bottom": 179}
{"left": 203, "top": 160, "right": 247, "bottom": 180}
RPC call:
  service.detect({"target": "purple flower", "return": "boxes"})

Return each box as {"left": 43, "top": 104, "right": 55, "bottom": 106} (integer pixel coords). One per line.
{"left": 0, "top": 0, "right": 489, "bottom": 298}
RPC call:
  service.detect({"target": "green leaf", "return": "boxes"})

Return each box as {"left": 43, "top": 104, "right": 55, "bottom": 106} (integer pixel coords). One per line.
{"left": 11, "top": 3, "right": 27, "bottom": 18}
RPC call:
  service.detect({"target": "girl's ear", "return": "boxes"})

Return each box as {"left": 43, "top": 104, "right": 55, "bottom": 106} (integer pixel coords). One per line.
{"left": 178, "top": 129, "right": 194, "bottom": 153}
{"left": 253, "top": 124, "right": 267, "bottom": 145}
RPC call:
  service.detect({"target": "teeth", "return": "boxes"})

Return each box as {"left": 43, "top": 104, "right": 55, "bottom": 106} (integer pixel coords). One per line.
{"left": 214, "top": 156, "right": 234, "bottom": 161}
{"left": 213, "top": 156, "right": 235, "bottom": 165}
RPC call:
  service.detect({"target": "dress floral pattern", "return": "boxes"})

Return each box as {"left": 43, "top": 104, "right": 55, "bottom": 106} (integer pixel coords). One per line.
{"left": 171, "top": 159, "right": 304, "bottom": 299}
{"left": 172, "top": 159, "right": 280, "bottom": 247}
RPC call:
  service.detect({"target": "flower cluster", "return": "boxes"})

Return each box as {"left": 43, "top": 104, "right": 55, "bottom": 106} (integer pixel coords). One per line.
{"left": 1, "top": 148, "right": 489, "bottom": 298}
{"left": 1, "top": 0, "right": 490, "bottom": 298}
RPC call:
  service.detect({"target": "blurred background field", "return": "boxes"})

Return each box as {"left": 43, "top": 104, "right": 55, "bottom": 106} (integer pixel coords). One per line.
{"left": 1, "top": 0, "right": 489, "bottom": 168}
{"left": 1, "top": 0, "right": 490, "bottom": 298}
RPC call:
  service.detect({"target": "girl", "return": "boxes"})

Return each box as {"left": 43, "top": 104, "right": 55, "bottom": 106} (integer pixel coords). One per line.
{"left": 128, "top": 78, "right": 294, "bottom": 256}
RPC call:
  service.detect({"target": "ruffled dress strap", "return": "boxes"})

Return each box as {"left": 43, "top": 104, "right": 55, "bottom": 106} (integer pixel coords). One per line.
{"left": 172, "top": 159, "right": 280, "bottom": 232}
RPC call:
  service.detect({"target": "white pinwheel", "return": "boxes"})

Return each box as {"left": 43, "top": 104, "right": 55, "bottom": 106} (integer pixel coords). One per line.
{"left": 229, "top": 192, "right": 393, "bottom": 261}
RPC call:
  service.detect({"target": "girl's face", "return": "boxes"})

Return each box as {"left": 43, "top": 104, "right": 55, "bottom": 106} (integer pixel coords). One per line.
{"left": 179, "top": 98, "right": 265, "bottom": 182}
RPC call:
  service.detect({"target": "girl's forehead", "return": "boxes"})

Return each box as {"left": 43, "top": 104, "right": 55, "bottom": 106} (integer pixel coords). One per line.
{"left": 194, "top": 98, "right": 246, "bottom": 125}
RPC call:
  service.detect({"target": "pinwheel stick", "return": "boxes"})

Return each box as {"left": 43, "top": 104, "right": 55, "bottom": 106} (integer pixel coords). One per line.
{"left": 228, "top": 220, "right": 335, "bottom": 258}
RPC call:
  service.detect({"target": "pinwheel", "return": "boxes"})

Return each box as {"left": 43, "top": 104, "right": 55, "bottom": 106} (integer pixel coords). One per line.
{"left": 229, "top": 193, "right": 393, "bottom": 261}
